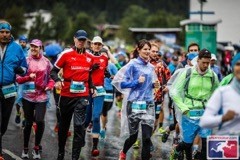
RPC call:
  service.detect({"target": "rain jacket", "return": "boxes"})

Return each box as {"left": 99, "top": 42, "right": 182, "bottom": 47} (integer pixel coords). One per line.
{"left": 220, "top": 73, "right": 234, "bottom": 86}
{"left": 170, "top": 66, "right": 219, "bottom": 114}
{"left": 16, "top": 54, "right": 54, "bottom": 102}
{"left": 0, "top": 38, "right": 27, "bottom": 85}
{"left": 120, "top": 57, "right": 157, "bottom": 102}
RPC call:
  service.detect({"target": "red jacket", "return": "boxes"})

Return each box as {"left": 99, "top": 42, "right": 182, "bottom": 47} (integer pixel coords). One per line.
{"left": 16, "top": 54, "right": 54, "bottom": 102}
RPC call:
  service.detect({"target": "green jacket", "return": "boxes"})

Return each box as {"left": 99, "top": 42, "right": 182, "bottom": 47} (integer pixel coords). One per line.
{"left": 170, "top": 67, "right": 219, "bottom": 114}
{"left": 220, "top": 73, "right": 234, "bottom": 86}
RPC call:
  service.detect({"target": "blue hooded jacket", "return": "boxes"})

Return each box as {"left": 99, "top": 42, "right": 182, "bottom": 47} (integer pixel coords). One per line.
{"left": 0, "top": 38, "right": 27, "bottom": 85}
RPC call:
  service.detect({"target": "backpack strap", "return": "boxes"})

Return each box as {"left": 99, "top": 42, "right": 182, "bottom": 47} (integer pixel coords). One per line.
{"left": 184, "top": 68, "right": 192, "bottom": 95}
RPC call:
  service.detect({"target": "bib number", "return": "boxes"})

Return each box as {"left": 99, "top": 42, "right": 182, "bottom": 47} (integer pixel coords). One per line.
{"left": 156, "top": 104, "right": 161, "bottom": 114}
{"left": 96, "top": 86, "right": 106, "bottom": 96}
{"left": 189, "top": 109, "right": 204, "bottom": 119}
{"left": 104, "top": 93, "right": 113, "bottom": 102}
{"left": 131, "top": 101, "right": 147, "bottom": 114}
{"left": 2, "top": 84, "right": 17, "bottom": 98}
{"left": 23, "top": 82, "right": 36, "bottom": 93}
{"left": 70, "top": 81, "right": 86, "bottom": 93}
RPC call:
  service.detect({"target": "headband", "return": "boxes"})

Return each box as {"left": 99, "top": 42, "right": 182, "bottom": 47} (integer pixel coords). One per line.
{"left": 0, "top": 22, "right": 11, "bottom": 31}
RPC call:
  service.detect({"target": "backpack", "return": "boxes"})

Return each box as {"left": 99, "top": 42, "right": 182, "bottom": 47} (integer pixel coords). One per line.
{"left": 183, "top": 68, "right": 215, "bottom": 108}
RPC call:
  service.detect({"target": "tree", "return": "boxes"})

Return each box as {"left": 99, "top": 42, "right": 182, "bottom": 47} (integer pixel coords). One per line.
{"left": 28, "top": 14, "right": 52, "bottom": 41}
{"left": 4, "top": 5, "right": 26, "bottom": 38}
{"left": 118, "top": 5, "right": 149, "bottom": 43}
{"left": 65, "top": 12, "right": 95, "bottom": 44}
{"left": 51, "top": 2, "right": 70, "bottom": 42}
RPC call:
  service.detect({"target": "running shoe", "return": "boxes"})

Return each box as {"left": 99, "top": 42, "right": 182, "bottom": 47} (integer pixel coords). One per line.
{"left": 15, "top": 113, "right": 21, "bottom": 124}
{"left": 192, "top": 150, "right": 201, "bottom": 160}
{"left": 169, "top": 148, "right": 181, "bottom": 160}
{"left": 119, "top": 150, "right": 126, "bottom": 160}
{"left": 21, "top": 149, "right": 29, "bottom": 159}
{"left": 67, "top": 131, "right": 72, "bottom": 137}
{"left": 91, "top": 148, "right": 100, "bottom": 157}
{"left": 173, "top": 137, "right": 180, "bottom": 145}
{"left": 158, "top": 127, "right": 165, "bottom": 135}
{"left": 100, "top": 129, "right": 106, "bottom": 139}
{"left": 133, "top": 139, "right": 140, "bottom": 149}
{"left": 54, "top": 124, "right": 59, "bottom": 133}
{"left": 22, "top": 119, "right": 26, "bottom": 128}
{"left": 32, "top": 146, "right": 41, "bottom": 159}
{"left": 87, "top": 123, "right": 93, "bottom": 133}
{"left": 32, "top": 123, "right": 37, "bottom": 135}
{"left": 162, "top": 132, "right": 169, "bottom": 143}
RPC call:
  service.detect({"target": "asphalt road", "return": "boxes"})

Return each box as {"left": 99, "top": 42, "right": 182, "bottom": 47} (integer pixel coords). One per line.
{"left": 2, "top": 94, "right": 173, "bottom": 160}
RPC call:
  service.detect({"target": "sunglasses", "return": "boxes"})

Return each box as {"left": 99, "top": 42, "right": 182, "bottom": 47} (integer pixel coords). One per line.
{"left": 77, "top": 38, "right": 86, "bottom": 41}
{"left": 236, "top": 62, "right": 240, "bottom": 66}
{"left": 94, "top": 43, "right": 102, "bottom": 46}
{"left": 189, "top": 49, "right": 198, "bottom": 52}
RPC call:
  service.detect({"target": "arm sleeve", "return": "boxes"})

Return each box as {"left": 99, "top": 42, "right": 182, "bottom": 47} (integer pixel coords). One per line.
{"left": 50, "top": 66, "right": 61, "bottom": 82}
{"left": 16, "top": 75, "right": 31, "bottom": 84}
{"left": 120, "top": 65, "right": 139, "bottom": 89}
{"left": 18, "top": 48, "right": 28, "bottom": 76}
{"left": 169, "top": 70, "right": 189, "bottom": 113}
{"left": 199, "top": 88, "right": 223, "bottom": 128}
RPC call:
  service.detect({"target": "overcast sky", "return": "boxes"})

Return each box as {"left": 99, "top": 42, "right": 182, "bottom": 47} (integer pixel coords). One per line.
{"left": 190, "top": 0, "right": 240, "bottom": 44}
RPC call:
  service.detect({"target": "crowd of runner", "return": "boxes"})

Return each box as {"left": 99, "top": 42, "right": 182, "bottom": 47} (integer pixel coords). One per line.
{"left": 0, "top": 20, "right": 239, "bottom": 160}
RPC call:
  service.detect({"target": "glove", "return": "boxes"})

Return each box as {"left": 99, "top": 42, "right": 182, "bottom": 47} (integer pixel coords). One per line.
{"left": 104, "top": 69, "right": 111, "bottom": 78}
{"left": 91, "top": 63, "right": 100, "bottom": 71}
{"left": 14, "top": 67, "right": 25, "bottom": 75}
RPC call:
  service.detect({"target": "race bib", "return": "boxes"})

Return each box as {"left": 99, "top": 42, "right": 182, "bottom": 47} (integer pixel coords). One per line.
{"left": 189, "top": 109, "right": 204, "bottom": 119}
{"left": 70, "top": 81, "right": 86, "bottom": 93}
{"left": 96, "top": 86, "right": 106, "bottom": 96}
{"left": 23, "top": 82, "right": 35, "bottom": 93}
{"left": 156, "top": 104, "right": 161, "bottom": 114}
{"left": 131, "top": 101, "right": 147, "bottom": 114}
{"left": 104, "top": 93, "right": 113, "bottom": 102}
{"left": 2, "top": 84, "right": 17, "bottom": 99}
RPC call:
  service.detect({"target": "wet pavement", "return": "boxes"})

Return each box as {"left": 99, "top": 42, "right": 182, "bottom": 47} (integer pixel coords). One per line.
{"left": 2, "top": 94, "right": 173, "bottom": 160}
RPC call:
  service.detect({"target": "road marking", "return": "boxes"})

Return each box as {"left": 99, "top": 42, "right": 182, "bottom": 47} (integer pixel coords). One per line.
{"left": 3, "top": 149, "right": 23, "bottom": 160}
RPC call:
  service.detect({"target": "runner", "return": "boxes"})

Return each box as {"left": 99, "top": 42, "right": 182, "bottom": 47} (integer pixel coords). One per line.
{"left": 0, "top": 20, "right": 28, "bottom": 160}
{"left": 85, "top": 36, "right": 108, "bottom": 156}
{"left": 210, "top": 54, "right": 222, "bottom": 81}
{"left": 15, "top": 35, "right": 28, "bottom": 126}
{"left": 16, "top": 39, "right": 54, "bottom": 159}
{"left": 51, "top": 30, "right": 94, "bottom": 160}
{"left": 117, "top": 39, "right": 159, "bottom": 160}
{"left": 200, "top": 53, "right": 240, "bottom": 141}
{"left": 100, "top": 49, "right": 118, "bottom": 139}
{"left": 170, "top": 49, "right": 219, "bottom": 160}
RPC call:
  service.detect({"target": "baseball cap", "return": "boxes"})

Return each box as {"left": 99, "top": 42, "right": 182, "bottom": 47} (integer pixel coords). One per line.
{"left": 19, "top": 35, "right": 28, "bottom": 42}
{"left": 92, "top": 36, "right": 103, "bottom": 44}
{"left": 211, "top": 54, "right": 217, "bottom": 61}
{"left": 74, "top": 30, "right": 87, "bottom": 39}
{"left": 172, "top": 55, "right": 179, "bottom": 61}
{"left": 30, "top": 39, "right": 42, "bottom": 47}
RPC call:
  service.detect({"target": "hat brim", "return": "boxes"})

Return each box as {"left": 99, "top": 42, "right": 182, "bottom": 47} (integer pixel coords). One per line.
{"left": 92, "top": 40, "right": 103, "bottom": 44}
{"left": 30, "top": 43, "right": 41, "bottom": 47}
{"left": 75, "top": 36, "right": 87, "bottom": 40}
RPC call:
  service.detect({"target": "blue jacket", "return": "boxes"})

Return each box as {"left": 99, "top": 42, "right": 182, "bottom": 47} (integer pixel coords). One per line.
{"left": 121, "top": 58, "right": 157, "bottom": 102}
{"left": 0, "top": 38, "right": 27, "bottom": 85}
{"left": 104, "top": 63, "right": 118, "bottom": 91}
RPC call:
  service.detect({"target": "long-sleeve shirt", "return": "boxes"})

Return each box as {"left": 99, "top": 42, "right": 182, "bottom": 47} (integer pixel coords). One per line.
{"left": 120, "top": 58, "right": 157, "bottom": 102}
{"left": 16, "top": 54, "right": 54, "bottom": 102}
{"left": 170, "top": 66, "right": 219, "bottom": 113}
{"left": 199, "top": 80, "right": 240, "bottom": 135}
{"left": 211, "top": 65, "right": 223, "bottom": 81}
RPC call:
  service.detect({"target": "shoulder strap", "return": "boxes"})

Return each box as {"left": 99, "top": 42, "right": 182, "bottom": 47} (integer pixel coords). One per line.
{"left": 184, "top": 68, "right": 192, "bottom": 95}
{"left": 210, "top": 70, "right": 215, "bottom": 91}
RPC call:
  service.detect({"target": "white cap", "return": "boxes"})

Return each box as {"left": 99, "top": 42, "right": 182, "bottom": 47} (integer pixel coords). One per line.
{"left": 225, "top": 46, "right": 234, "bottom": 51}
{"left": 211, "top": 54, "right": 217, "bottom": 61}
{"left": 92, "top": 36, "right": 103, "bottom": 44}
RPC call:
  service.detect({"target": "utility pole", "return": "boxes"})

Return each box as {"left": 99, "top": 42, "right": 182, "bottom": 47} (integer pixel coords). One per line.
{"left": 199, "top": 0, "right": 207, "bottom": 20}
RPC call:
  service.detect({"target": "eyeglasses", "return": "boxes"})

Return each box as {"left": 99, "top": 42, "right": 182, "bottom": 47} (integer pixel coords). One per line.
{"left": 235, "top": 62, "right": 240, "bottom": 66}
{"left": 94, "top": 43, "right": 102, "bottom": 46}
{"left": 189, "top": 49, "right": 198, "bottom": 52}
